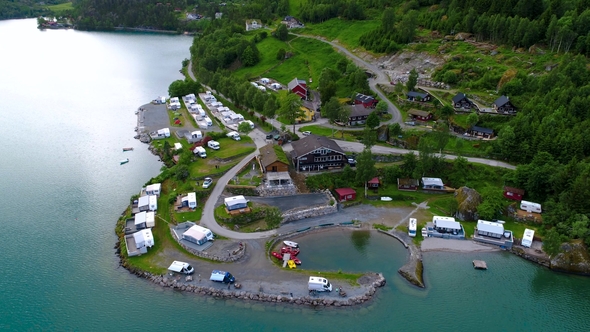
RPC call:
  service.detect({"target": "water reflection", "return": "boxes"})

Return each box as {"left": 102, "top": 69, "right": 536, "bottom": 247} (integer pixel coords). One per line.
{"left": 351, "top": 230, "right": 371, "bottom": 254}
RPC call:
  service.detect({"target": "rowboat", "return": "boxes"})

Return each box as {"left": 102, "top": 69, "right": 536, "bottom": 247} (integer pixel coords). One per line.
{"left": 287, "top": 260, "right": 296, "bottom": 269}
{"left": 122, "top": 147, "right": 134, "bottom": 151}
{"left": 381, "top": 197, "right": 393, "bottom": 201}
{"left": 283, "top": 240, "right": 299, "bottom": 248}
{"left": 120, "top": 158, "right": 129, "bottom": 165}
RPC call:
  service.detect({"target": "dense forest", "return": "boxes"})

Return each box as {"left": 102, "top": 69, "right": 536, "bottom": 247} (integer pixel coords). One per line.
{"left": 0, "top": 0, "right": 66, "bottom": 19}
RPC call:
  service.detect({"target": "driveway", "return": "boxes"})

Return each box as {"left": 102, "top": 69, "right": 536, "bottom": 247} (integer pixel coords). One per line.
{"left": 246, "top": 193, "right": 329, "bottom": 212}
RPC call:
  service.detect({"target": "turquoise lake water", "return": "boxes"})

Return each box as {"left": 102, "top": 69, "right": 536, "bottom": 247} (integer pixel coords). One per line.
{"left": 1, "top": 19, "right": 589, "bottom": 331}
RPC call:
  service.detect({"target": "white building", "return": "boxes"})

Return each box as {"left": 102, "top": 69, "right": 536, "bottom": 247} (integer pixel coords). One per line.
{"left": 522, "top": 229, "right": 535, "bottom": 248}
{"left": 145, "top": 183, "right": 161, "bottom": 196}
{"left": 476, "top": 220, "right": 504, "bottom": 239}
{"left": 125, "top": 229, "right": 155, "bottom": 256}
{"left": 181, "top": 192, "right": 197, "bottom": 209}
{"left": 224, "top": 195, "right": 248, "bottom": 211}
{"left": 422, "top": 177, "right": 444, "bottom": 190}
{"left": 148, "top": 195, "right": 157, "bottom": 211}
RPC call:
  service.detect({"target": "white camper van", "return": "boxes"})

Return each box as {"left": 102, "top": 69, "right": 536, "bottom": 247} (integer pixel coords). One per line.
{"left": 168, "top": 261, "right": 195, "bottom": 275}
{"left": 308, "top": 276, "right": 332, "bottom": 292}
{"left": 520, "top": 200, "right": 542, "bottom": 213}
{"left": 522, "top": 229, "right": 535, "bottom": 248}
{"left": 194, "top": 146, "right": 207, "bottom": 158}
{"left": 208, "top": 140, "right": 220, "bottom": 150}
{"left": 408, "top": 218, "right": 417, "bottom": 237}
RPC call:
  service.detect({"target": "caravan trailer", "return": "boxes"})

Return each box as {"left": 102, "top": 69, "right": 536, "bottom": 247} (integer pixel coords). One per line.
{"left": 520, "top": 200, "right": 542, "bottom": 213}
{"left": 408, "top": 218, "right": 417, "bottom": 237}
{"left": 522, "top": 229, "right": 535, "bottom": 248}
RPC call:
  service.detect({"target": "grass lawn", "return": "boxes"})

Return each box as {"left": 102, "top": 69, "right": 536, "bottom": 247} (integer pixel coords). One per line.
{"left": 300, "top": 18, "right": 380, "bottom": 50}
{"left": 173, "top": 208, "right": 203, "bottom": 224}
{"left": 189, "top": 158, "right": 239, "bottom": 177}
{"left": 234, "top": 37, "right": 290, "bottom": 80}
{"left": 45, "top": 2, "right": 73, "bottom": 14}
{"left": 167, "top": 108, "right": 184, "bottom": 127}
{"left": 207, "top": 137, "right": 256, "bottom": 159}
{"left": 298, "top": 125, "right": 359, "bottom": 142}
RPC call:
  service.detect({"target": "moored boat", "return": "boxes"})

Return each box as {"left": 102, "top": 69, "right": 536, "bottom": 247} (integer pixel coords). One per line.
{"left": 283, "top": 240, "right": 299, "bottom": 248}
{"left": 280, "top": 246, "right": 300, "bottom": 257}
{"left": 381, "top": 197, "right": 393, "bottom": 201}
{"left": 122, "top": 147, "right": 134, "bottom": 151}
{"left": 120, "top": 158, "right": 129, "bottom": 165}
{"left": 287, "top": 260, "right": 296, "bottom": 269}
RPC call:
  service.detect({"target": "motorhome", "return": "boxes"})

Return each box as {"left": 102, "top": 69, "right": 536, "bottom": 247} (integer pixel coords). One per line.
{"left": 226, "top": 131, "right": 241, "bottom": 141}
{"left": 210, "top": 270, "right": 235, "bottom": 283}
{"left": 308, "top": 277, "right": 332, "bottom": 292}
{"left": 520, "top": 200, "right": 542, "bottom": 213}
{"left": 522, "top": 229, "right": 535, "bottom": 248}
{"left": 204, "top": 116, "right": 213, "bottom": 127}
{"left": 194, "top": 146, "right": 207, "bottom": 158}
{"left": 208, "top": 140, "right": 220, "bottom": 150}
{"left": 408, "top": 218, "right": 417, "bottom": 237}
{"left": 240, "top": 120, "right": 254, "bottom": 129}
{"left": 168, "top": 261, "right": 194, "bottom": 275}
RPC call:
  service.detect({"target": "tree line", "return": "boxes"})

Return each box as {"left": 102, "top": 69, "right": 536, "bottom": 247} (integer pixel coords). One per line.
{"left": 0, "top": 0, "right": 66, "bottom": 20}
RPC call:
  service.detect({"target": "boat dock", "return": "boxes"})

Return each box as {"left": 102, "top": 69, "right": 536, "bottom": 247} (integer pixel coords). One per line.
{"left": 473, "top": 260, "right": 487, "bottom": 270}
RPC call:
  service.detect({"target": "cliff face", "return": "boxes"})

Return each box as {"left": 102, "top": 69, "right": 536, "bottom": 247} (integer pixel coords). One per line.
{"left": 454, "top": 187, "right": 482, "bottom": 221}
{"left": 551, "top": 241, "right": 590, "bottom": 275}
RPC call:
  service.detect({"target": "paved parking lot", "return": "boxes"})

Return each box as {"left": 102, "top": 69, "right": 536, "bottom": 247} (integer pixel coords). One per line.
{"left": 246, "top": 193, "right": 329, "bottom": 212}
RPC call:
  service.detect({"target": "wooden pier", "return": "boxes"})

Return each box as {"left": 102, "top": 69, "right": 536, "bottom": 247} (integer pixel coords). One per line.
{"left": 473, "top": 260, "right": 487, "bottom": 270}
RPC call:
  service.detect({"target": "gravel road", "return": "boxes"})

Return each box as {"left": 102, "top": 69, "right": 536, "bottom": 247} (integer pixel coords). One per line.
{"left": 420, "top": 238, "right": 500, "bottom": 252}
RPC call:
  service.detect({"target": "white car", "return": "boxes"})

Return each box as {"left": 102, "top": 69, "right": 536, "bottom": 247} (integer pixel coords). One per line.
{"left": 202, "top": 177, "right": 213, "bottom": 189}
{"left": 301, "top": 131, "right": 311, "bottom": 136}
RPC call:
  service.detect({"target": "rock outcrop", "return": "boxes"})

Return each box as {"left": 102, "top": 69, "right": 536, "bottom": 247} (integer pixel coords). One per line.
{"left": 454, "top": 187, "right": 482, "bottom": 221}
{"left": 550, "top": 241, "right": 590, "bottom": 275}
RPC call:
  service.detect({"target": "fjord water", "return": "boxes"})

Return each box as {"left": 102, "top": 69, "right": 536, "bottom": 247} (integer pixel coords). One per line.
{"left": 1, "top": 19, "right": 589, "bottom": 331}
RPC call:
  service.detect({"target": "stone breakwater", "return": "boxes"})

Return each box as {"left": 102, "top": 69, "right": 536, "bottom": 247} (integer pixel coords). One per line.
{"left": 127, "top": 268, "right": 386, "bottom": 307}
{"left": 171, "top": 230, "right": 246, "bottom": 262}
{"left": 378, "top": 230, "right": 425, "bottom": 288}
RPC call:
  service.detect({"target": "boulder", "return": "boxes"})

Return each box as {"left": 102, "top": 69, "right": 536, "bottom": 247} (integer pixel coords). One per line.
{"left": 550, "top": 241, "right": 590, "bottom": 275}
{"left": 454, "top": 186, "right": 482, "bottom": 221}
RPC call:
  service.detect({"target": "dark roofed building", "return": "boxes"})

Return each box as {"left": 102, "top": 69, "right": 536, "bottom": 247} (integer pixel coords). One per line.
{"left": 354, "top": 93, "right": 378, "bottom": 108}
{"left": 469, "top": 126, "right": 494, "bottom": 138}
{"left": 407, "top": 109, "right": 432, "bottom": 121}
{"left": 493, "top": 95, "right": 517, "bottom": 114}
{"left": 407, "top": 91, "right": 432, "bottom": 102}
{"left": 397, "top": 178, "right": 419, "bottom": 191}
{"left": 290, "top": 135, "right": 346, "bottom": 172}
{"left": 346, "top": 104, "right": 373, "bottom": 125}
{"left": 258, "top": 143, "right": 289, "bottom": 173}
{"left": 452, "top": 92, "right": 474, "bottom": 109}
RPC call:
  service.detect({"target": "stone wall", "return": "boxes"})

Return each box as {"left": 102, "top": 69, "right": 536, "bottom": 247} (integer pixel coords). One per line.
{"left": 378, "top": 230, "right": 425, "bottom": 288}
{"left": 257, "top": 186, "right": 298, "bottom": 197}
{"left": 281, "top": 190, "right": 337, "bottom": 223}
{"left": 171, "top": 230, "right": 246, "bottom": 262}
{"left": 127, "top": 269, "right": 386, "bottom": 308}
{"left": 510, "top": 245, "right": 550, "bottom": 268}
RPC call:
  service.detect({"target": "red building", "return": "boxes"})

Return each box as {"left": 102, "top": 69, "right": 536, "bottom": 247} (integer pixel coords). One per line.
{"left": 354, "top": 93, "right": 378, "bottom": 108}
{"left": 335, "top": 188, "right": 356, "bottom": 201}
{"left": 368, "top": 177, "right": 380, "bottom": 189}
{"left": 503, "top": 186, "right": 525, "bottom": 201}
{"left": 288, "top": 78, "right": 307, "bottom": 99}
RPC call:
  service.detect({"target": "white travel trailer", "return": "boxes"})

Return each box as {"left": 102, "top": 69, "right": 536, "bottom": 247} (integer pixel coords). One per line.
{"left": 148, "top": 195, "right": 158, "bottom": 211}
{"left": 408, "top": 218, "right": 417, "bottom": 237}
{"left": 520, "top": 200, "right": 542, "bottom": 213}
{"left": 522, "top": 229, "right": 535, "bottom": 248}
{"left": 194, "top": 146, "right": 207, "bottom": 158}
{"left": 308, "top": 277, "right": 332, "bottom": 292}
{"left": 204, "top": 116, "right": 213, "bottom": 127}
{"left": 226, "top": 131, "right": 241, "bottom": 140}
{"left": 168, "top": 261, "right": 194, "bottom": 275}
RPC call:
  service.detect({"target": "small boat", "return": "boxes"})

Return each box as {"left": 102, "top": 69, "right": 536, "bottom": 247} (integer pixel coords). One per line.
{"left": 291, "top": 257, "right": 302, "bottom": 265}
{"left": 280, "top": 247, "right": 300, "bottom": 257}
{"left": 120, "top": 158, "right": 129, "bottom": 165}
{"left": 122, "top": 147, "right": 134, "bottom": 152}
{"left": 283, "top": 240, "right": 299, "bottom": 248}
{"left": 381, "top": 197, "right": 392, "bottom": 201}
{"left": 271, "top": 252, "right": 283, "bottom": 260}
{"left": 287, "top": 260, "right": 296, "bottom": 269}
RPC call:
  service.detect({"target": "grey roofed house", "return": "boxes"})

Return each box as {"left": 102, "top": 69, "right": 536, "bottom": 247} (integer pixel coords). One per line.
{"left": 287, "top": 78, "right": 307, "bottom": 91}
{"left": 290, "top": 134, "right": 345, "bottom": 158}
{"left": 407, "top": 91, "right": 428, "bottom": 99}
{"left": 434, "top": 218, "right": 462, "bottom": 230}
{"left": 470, "top": 126, "right": 494, "bottom": 135}
{"left": 493, "top": 95, "right": 510, "bottom": 107}
{"left": 452, "top": 92, "right": 468, "bottom": 104}
{"left": 348, "top": 104, "right": 373, "bottom": 118}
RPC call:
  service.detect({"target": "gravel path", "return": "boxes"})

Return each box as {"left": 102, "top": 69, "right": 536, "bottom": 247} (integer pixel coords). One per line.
{"left": 420, "top": 238, "right": 500, "bottom": 252}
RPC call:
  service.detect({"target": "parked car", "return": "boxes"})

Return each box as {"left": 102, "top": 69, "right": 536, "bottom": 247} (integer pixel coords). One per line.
{"left": 202, "top": 177, "right": 213, "bottom": 189}
{"left": 274, "top": 134, "right": 281, "bottom": 141}
{"left": 301, "top": 131, "right": 311, "bottom": 136}
{"left": 348, "top": 158, "right": 356, "bottom": 167}
{"left": 266, "top": 133, "right": 273, "bottom": 139}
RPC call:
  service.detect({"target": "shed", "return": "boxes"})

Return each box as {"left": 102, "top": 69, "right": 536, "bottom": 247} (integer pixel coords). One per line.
{"left": 224, "top": 195, "right": 248, "bottom": 211}
{"left": 182, "top": 226, "right": 208, "bottom": 245}
{"left": 335, "top": 188, "right": 356, "bottom": 201}
{"left": 174, "top": 143, "right": 182, "bottom": 150}
{"left": 503, "top": 186, "right": 525, "bottom": 201}
{"left": 477, "top": 220, "right": 504, "bottom": 239}
{"left": 368, "top": 177, "right": 380, "bottom": 188}
{"left": 397, "top": 178, "right": 419, "bottom": 191}
{"left": 422, "top": 177, "right": 444, "bottom": 190}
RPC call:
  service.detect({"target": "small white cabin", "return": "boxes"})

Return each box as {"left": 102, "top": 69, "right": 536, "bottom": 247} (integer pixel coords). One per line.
{"left": 522, "top": 228, "right": 535, "bottom": 248}
{"left": 133, "top": 229, "right": 154, "bottom": 250}
{"left": 520, "top": 200, "right": 542, "bottom": 213}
